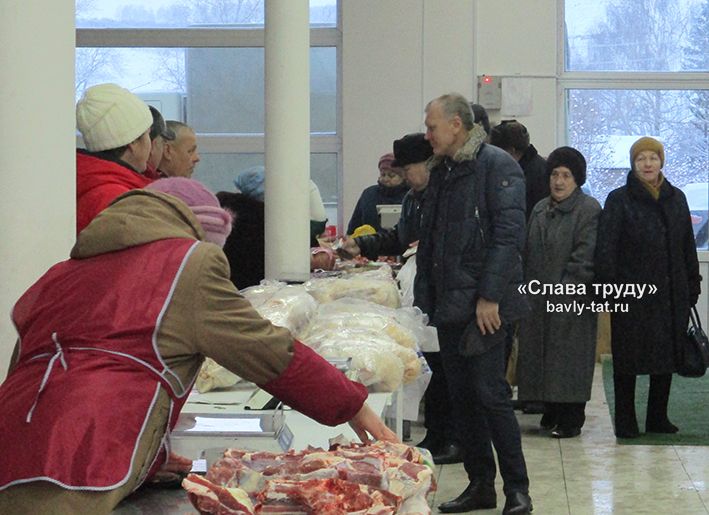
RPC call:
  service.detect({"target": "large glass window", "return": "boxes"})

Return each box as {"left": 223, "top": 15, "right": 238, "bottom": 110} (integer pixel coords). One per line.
{"left": 565, "top": 0, "right": 708, "bottom": 72}
{"left": 76, "top": 0, "right": 341, "bottom": 223}
{"left": 76, "top": 47, "right": 337, "bottom": 133}
{"left": 76, "top": 0, "right": 337, "bottom": 28}
{"left": 563, "top": 0, "right": 709, "bottom": 248}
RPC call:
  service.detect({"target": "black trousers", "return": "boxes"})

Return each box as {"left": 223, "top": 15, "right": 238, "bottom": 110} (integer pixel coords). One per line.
{"left": 421, "top": 351, "right": 456, "bottom": 442}
{"left": 613, "top": 373, "right": 673, "bottom": 432}
{"left": 438, "top": 325, "right": 529, "bottom": 496}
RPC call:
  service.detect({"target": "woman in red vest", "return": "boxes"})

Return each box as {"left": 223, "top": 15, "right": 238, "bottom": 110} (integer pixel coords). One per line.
{"left": 0, "top": 178, "right": 396, "bottom": 514}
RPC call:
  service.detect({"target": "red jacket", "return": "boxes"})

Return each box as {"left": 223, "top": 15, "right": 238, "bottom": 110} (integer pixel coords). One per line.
{"left": 76, "top": 151, "right": 152, "bottom": 234}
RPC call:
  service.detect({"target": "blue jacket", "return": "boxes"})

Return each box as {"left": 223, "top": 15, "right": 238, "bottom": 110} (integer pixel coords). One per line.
{"left": 347, "top": 183, "right": 409, "bottom": 234}
{"left": 354, "top": 187, "right": 425, "bottom": 259}
{"left": 414, "top": 126, "right": 529, "bottom": 334}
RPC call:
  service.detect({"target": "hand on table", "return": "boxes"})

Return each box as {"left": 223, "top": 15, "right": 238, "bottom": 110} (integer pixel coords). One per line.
{"left": 348, "top": 403, "right": 399, "bottom": 444}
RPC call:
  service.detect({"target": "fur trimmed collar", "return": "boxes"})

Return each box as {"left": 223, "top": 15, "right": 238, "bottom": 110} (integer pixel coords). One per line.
{"left": 428, "top": 124, "right": 488, "bottom": 170}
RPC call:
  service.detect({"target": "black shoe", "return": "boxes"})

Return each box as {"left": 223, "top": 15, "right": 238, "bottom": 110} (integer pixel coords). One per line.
{"left": 539, "top": 412, "right": 557, "bottom": 430}
{"left": 438, "top": 481, "right": 496, "bottom": 513}
{"left": 646, "top": 420, "right": 679, "bottom": 434}
{"left": 615, "top": 427, "right": 640, "bottom": 439}
{"left": 432, "top": 442, "right": 463, "bottom": 465}
{"left": 415, "top": 432, "right": 444, "bottom": 452}
{"left": 502, "top": 491, "right": 533, "bottom": 515}
{"left": 551, "top": 426, "right": 581, "bottom": 439}
{"left": 614, "top": 415, "right": 639, "bottom": 439}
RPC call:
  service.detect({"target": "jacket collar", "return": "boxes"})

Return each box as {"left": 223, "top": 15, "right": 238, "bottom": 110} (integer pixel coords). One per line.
{"left": 77, "top": 148, "right": 143, "bottom": 175}
{"left": 428, "top": 124, "right": 488, "bottom": 171}
{"left": 626, "top": 170, "right": 673, "bottom": 202}
{"left": 549, "top": 187, "right": 583, "bottom": 213}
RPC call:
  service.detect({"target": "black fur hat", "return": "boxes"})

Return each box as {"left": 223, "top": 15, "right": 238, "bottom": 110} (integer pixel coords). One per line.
{"left": 392, "top": 133, "right": 434, "bottom": 168}
{"left": 546, "top": 146, "right": 587, "bottom": 187}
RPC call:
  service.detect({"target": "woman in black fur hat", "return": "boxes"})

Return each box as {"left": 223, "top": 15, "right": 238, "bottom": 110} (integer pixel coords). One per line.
{"left": 517, "top": 146, "right": 601, "bottom": 438}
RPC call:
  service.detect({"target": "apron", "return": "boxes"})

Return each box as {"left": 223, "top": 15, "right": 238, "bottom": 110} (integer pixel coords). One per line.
{"left": 0, "top": 238, "right": 199, "bottom": 491}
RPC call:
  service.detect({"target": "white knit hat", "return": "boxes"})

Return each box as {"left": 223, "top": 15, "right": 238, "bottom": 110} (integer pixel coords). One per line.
{"left": 76, "top": 83, "right": 152, "bottom": 152}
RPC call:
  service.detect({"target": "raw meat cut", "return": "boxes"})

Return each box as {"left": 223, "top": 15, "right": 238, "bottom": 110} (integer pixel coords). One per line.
{"left": 182, "top": 473, "right": 255, "bottom": 514}
{"left": 183, "top": 441, "right": 435, "bottom": 514}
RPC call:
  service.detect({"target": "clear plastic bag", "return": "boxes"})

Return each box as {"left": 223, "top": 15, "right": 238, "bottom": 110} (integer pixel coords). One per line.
{"left": 195, "top": 357, "right": 242, "bottom": 393}
{"left": 304, "top": 266, "right": 401, "bottom": 308}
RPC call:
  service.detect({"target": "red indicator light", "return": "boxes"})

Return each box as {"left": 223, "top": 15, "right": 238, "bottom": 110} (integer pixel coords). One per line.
{"left": 483, "top": 76, "right": 492, "bottom": 83}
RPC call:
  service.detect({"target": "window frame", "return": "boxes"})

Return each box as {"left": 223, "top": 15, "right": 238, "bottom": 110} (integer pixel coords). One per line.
{"left": 75, "top": 4, "right": 343, "bottom": 220}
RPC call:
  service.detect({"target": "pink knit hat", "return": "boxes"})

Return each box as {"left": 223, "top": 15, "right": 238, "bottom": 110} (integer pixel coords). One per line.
{"left": 147, "top": 177, "right": 233, "bottom": 247}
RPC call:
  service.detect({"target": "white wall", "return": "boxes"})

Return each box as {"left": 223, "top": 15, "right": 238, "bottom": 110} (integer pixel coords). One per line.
{"left": 475, "top": 0, "right": 559, "bottom": 157}
{"left": 340, "top": 0, "right": 560, "bottom": 226}
{"left": 341, "top": 0, "right": 475, "bottom": 230}
{"left": 0, "top": 1, "right": 76, "bottom": 380}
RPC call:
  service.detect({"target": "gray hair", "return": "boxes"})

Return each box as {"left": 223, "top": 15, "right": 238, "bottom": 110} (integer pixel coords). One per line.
{"left": 426, "top": 93, "right": 474, "bottom": 130}
{"left": 165, "top": 120, "right": 193, "bottom": 139}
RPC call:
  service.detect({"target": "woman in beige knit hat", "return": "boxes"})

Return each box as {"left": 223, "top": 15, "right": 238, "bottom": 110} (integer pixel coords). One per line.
{"left": 75, "top": 83, "right": 154, "bottom": 235}
{"left": 595, "top": 136, "right": 701, "bottom": 439}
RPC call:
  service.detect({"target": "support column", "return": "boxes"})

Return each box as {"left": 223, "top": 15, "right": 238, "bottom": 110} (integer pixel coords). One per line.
{"left": 0, "top": 0, "right": 75, "bottom": 379}
{"left": 264, "top": 0, "right": 311, "bottom": 282}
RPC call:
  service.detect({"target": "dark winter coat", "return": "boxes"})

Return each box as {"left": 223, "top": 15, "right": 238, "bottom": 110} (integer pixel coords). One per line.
{"left": 354, "top": 187, "right": 425, "bottom": 259}
{"left": 414, "top": 125, "right": 529, "bottom": 355}
{"left": 217, "top": 192, "right": 265, "bottom": 290}
{"left": 519, "top": 144, "right": 550, "bottom": 221}
{"left": 347, "top": 182, "right": 409, "bottom": 234}
{"left": 595, "top": 171, "right": 701, "bottom": 375}
{"left": 518, "top": 188, "right": 601, "bottom": 402}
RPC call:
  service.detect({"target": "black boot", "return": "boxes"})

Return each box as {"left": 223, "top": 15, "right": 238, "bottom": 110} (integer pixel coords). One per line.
{"left": 502, "top": 491, "right": 533, "bottom": 514}
{"left": 414, "top": 431, "right": 444, "bottom": 453}
{"left": 438, "top": 480, "right": 496, "bottom": 513}
{"left": 646, "top": 374, "right": 679, "bottom": 433}
{"left": 432, "top": 442, "right": 463, "bottom": 465}
{"left": 502, "top": 492, "right": 534, "bottom": 515}
{"left": 613, "top": 373, "right": 639, "bottom": 438}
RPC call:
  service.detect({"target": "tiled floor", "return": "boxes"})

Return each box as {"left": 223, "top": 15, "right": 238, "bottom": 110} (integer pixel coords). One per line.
{"left": 414, "top": 364, "right": 709, "bottom": 514}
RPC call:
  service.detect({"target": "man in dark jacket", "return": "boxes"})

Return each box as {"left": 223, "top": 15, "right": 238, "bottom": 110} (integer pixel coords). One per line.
{"left": 341, "top": 134, "right": 462, "bottom": 465}
{"left": 343, "top": 133, "right": 432, "bottom": 259}
{"left": 416, "top": 93, "right": 532, "bottom": 515}
{"left": 490, "top": 120, "right": 549, "bottom": 220}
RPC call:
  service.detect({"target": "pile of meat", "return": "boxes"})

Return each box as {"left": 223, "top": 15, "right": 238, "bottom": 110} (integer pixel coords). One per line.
{"left": 182, "top": 441, "right": 436, "bottom": 514}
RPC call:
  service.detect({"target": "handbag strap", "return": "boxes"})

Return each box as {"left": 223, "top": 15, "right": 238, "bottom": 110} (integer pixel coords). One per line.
{"left": 690, "top": 306, "right": 703, "bottom": 330}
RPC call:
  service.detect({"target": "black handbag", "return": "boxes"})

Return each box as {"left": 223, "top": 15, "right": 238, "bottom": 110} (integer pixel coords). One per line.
{"left": 677, "top": 306, "right": 709, "bottom": 378}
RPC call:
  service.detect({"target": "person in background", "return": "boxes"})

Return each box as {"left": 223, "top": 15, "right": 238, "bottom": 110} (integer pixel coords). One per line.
{"left": 232, "top": 165, "right": 328, "bottom": 246}
{"left": 341, "top": 133, "right": 431, "bottom": 260}
{"left": 144, "top": 106, "right": 175, "bottom": 180}
{"left": 416, "top": 93, "right": 531, "bottom": 515}
{"left": 219, "top": 166, "right": 329, "bottom": 289}
{"left": 218, "top": 167, "right": 266, "bottom": 290}
{"left": 595, "top": 137, "right": 701, "bottom": 438}
{"left": 470, "top": 103, "right": 491, "bottom": 137}
{"left": 517, "top": 147, "right": 601, "bottom": 439}
{"left": 490, "top": 119, "right": 549, "bottom": 414}
{"left": 0, "top": 177, "right": 396, "bottom": 515}
{"left": 75, "top": 83, "right": 154, "bottom": 234}
{"left": 342, "top": 134, "right": 462, "bottom": 462}
{"left": 490, "top": 120, "right": 549, "bottom": 221}
{"left": 347, "top": 153, "right": 409, "bottom": 235}
{"left": 158, "top": 120, "right": 200, "bottom": 178}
